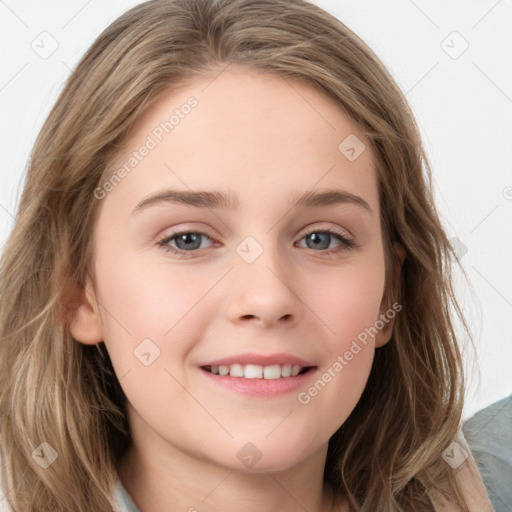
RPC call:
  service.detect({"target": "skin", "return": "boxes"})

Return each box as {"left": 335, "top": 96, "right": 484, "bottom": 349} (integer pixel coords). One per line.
{"left": 70, "top": 67, "right": 405, "bottom": 512}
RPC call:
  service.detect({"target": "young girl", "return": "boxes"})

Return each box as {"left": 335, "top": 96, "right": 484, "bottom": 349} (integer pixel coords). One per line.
{"left": 0, "top": 0, "right": 494, "bottom": 510}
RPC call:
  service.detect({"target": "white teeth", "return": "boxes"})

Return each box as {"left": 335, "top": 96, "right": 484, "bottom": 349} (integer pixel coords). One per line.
{"left": 281, "top": 364, "right": 292, "bottom": 377}
{"left": 229, "top": 363, "right": 244, "bottom": 377}
{"left": 205, "top": 363, "right": 308, "bottom": 379}
{"left": 291, "top": 365, "right": 301, "bottom": 376}
{"left": 263, "top": 364, "right": 281, "bottom": 379}
{"left": 244, "top": 364, "right": 263, "bottom": 379}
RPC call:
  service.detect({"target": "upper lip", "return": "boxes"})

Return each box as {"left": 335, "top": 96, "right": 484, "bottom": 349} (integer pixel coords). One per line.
{"left": 199, "top": 352, "right": 316, "bottom": 367}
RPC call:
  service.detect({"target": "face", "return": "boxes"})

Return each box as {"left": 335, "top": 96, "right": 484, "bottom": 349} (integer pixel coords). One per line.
{"left": 72, "top": 67, "right": 398, "bottom": 474}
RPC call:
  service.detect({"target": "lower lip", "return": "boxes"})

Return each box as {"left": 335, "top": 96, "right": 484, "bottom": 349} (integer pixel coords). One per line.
{"left": 199, "top": 367, "right": 317, "bottom": 397}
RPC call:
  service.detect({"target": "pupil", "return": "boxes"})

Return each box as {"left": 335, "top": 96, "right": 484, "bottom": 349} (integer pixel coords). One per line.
{"left": 309, "top": 232, "right": 328, "bottom": 249}
{"left": 177, "top": 233, "right": 200, "bottom": 250}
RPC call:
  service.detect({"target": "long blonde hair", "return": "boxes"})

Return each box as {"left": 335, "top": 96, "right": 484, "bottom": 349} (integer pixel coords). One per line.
{"left": 0, "top": 0, "right": 473, "bottom": 510}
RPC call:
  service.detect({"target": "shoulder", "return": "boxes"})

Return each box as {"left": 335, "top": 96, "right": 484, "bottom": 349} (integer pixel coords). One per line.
{"left": 464, "top": 394, "right": 512, "bottom": 452}
{"left": 0, "top": 494, "right": 11, "bottom": 512}
{"left": 114, "top": 474, "right": 141, "bottom": 512}
{"left": 0, "top": 496, "right": 11, "bottom": 512}
{"left": 428, "top": 428, "right": 495, "bottom": 512}
{"left": 463, "top": 395, "right": 512, "bottom": 512}
{"left": 0, "top": 453, "right": 132, "bottom": 512}
{"left": 0, "top": 452, "right": 11, "bottom": 512}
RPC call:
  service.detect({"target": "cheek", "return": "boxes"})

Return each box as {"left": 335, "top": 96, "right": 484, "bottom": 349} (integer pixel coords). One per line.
{"left": 291, "top": 256, "right": 385, "bottom": 422}
{"left": 311, "top": 256, "right": 386, "bottom": 349}
{"left": 93, "top": 255, "right": 208, "bottom": 417}
{"left": 298, "top": 286, "right": 381, "bottom": 440}
{"left": 95, "top": 251, "right": 215, "bottom": 339}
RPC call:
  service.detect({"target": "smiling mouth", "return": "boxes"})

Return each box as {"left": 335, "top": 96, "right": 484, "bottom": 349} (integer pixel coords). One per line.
{"left": 201, "top": 363, "right": 314, "bottom": 379}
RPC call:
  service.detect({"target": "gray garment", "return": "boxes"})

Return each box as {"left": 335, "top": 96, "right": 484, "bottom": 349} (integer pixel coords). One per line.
{"left": 463, "top": 394, "right": 512, "bottom": 512}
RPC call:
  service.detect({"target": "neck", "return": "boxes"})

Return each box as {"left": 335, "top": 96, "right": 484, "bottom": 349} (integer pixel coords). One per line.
{"left": 116, "top": 420, "right": 345, "bottom": 512}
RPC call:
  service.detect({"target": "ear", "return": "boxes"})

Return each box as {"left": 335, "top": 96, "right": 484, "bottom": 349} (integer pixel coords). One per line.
{"left": 375, "top": 242, "right": 406, "bottom": 348}
{"left": 67, "top": 276, "right": 104, "bottom": 345}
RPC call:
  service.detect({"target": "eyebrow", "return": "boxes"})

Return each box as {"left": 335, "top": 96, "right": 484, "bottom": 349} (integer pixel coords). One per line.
{"left": 132, "top": 188, "right": 373, "bottom": 215}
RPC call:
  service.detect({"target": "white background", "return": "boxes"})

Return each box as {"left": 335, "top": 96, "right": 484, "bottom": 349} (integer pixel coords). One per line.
{"left": 0, "top": 0, "right": 511, "bottom": 421}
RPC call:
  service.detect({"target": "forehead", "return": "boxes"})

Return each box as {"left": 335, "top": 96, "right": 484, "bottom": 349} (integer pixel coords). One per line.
{"left": 104, "top": 66, "right": 379, "bottom": 215}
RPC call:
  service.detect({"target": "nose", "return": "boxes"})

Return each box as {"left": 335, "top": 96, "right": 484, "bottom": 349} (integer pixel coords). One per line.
{"left": 223, "top": 245, "right": 304, "bottom": 329}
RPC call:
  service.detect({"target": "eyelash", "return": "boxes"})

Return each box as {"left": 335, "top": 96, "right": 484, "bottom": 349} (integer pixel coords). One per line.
{"left": 156, "top": 227, "right": 356, "bottom": 257}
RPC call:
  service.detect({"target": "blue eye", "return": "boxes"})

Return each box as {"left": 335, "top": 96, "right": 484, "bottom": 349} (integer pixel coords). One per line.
{"left": 298, "top": 229, "right": 356, "bottom": 253}
{"left": 158, "top": 231, "right": 214, "bottom": 254}
{"left": 157, "top": 228, "right": 356, "bottom": 256}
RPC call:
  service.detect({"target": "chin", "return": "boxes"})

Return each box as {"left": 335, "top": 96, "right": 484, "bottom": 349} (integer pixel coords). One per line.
{"left": 213, "top": 436, "right": 321, "bottom": 474}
